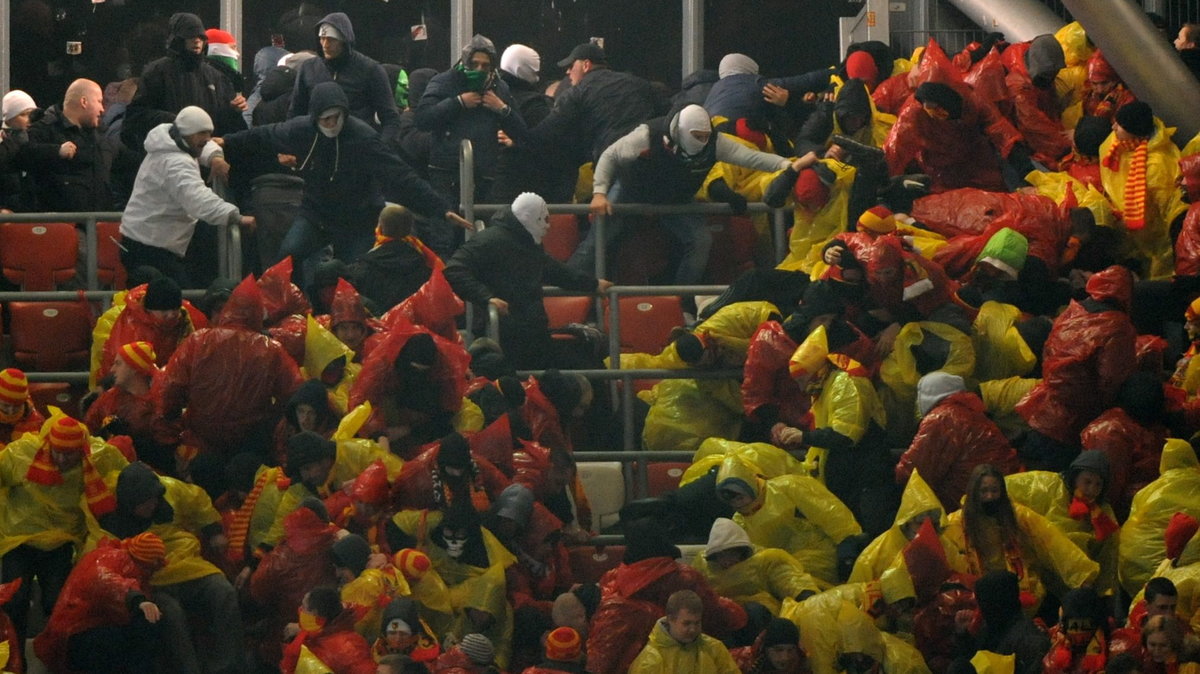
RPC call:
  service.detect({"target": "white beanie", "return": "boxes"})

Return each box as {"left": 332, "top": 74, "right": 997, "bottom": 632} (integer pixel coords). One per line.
{"left": 704, "top": 517, "right": 752, "bottom": 558}
{"left": 173, "top": 106, "right": 214, "bottom": 136}
{"left": 512, "top": 192, "right": 550, "bottom": 244}
{"left": 501, "top": 44, "right": 541, "bottom": 85}
{"left": 916, "top": 371, "right": 966, "bottom": 416}
{"left": 718, "top": 53, "right": 759, "bottom": 79}
{"left": 318, "top": 22, "right": 345, "bottom": 42}
{"left": 2, "top": 90, "right": 37, "bottom": 122}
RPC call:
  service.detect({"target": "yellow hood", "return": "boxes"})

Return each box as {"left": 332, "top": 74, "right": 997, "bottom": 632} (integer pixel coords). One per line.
{"left": 894, "top": 468, "right": 946, "bottom": 528}
{"left": 715, "top": 454, "right": 765, "bottom": 502}
{"left": 1161, "top": 438, "right": 1200, "bottom": 474}
{"left": 838, "top": 601, "right": 886, "bottom": 664}
{"left": 302, "top": 314, "right": 355, "bottom": 378}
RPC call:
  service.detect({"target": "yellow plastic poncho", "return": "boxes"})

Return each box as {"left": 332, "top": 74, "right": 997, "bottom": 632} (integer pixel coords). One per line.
{"left": 83, "top": 473, "right": 224, "bottom": 586}
{"left": 627, "top": 620, "right": 741, "bottom": 674}
{"left": 391, "top": 508, "right": 517, "bottom": 669}
{"left": 777, "top": 159, "right": 858, "bottom": 273}
{"left": 1025, "top": 170, "right": 1116, "bottom": 229}
{"left": 294, "top": 644, "right": 333, "bottom": 674}
{"left": 877, "top": 321, "right": 975, "bottom": 442}
{"left": 341, "top": 565, "right": 412, "bottom": 642}
{"left": 1054, "top": 22, "right": 1094, "bottom": 130}
{"left": 1099, "top": 118, "right": 1188, "bottom": 279}
{"left": 1120, "top": 438, "right": 1200, "bottom": 595}
{"left": 300, "top": 314, "right": 361, "bottom": 414}
{"left": 265, "top": 403, "right": 402, "bottom": 546}
{"left": 803, "top": 361, "right": 887, "bottom": 484}
{"left": 828, "top": 75, "right": 898, "bottom": 149}
{"left": 944, "top": 502, "right": 1099, "bottom": 610}
{"left": 1130, "top": 557, "right": 1200, "bottom": 634}
{"left": 972, "top": 302, "right": 1038, "bottom": 381}
{"left": 245, "top": 465, "right": 288, "bottom": 553}
{"left": 979, "top": 377, "right": 1040, "bottom": 441}
{"left": 0, "top": 424, "right": 129, "bottom": 557}
{"left": 680, "top": 438, "right": 806, "bottom": 487}
{"left": 790, "top": 599, "right": 930, "bottom": 674}
{"left": 850, "top": 469, "right": 966, "bottom": 584}
{"left": 971, "top": 651, "right": 1016, "bottom": 674}
{"left": 1005, "top": 470, "right": 1119, "bottom": 596}
{"left": 640, "top": 377, "right": 744, "bottom": 452}
{"left": 716, "top": 455, "right": 861, "bottom": 586}
{"left": 691, "top": 546, "right": 820, "bottom": 615}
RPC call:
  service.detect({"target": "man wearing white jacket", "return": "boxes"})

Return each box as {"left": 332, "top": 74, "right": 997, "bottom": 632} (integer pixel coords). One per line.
{"left": 119, "top": 106, "right": 254, "bottom": 286}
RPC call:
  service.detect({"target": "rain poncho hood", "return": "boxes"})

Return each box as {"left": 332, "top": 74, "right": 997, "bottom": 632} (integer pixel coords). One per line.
{"left": 705, "top": 517, "right": 753, "bottom": 557}
{"left": 217, "top": 275, "right": 266, "bottom": 331}
{"left": 1084, "top": 265, "right": 1133, "bottom": 312}
{"left": 916, "top": 371, "right": 965, "bottom": 416}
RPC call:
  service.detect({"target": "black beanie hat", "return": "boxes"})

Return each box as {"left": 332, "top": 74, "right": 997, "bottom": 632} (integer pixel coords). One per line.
{"left": 496, "top": 375, "right": 526, "bottom": 409}
{"left": 285, "top": 431, "right": 336, "bottom": 479}
{"left": 674, "top": 331, "right": 705, "bottom": 364}
{"left": 1115, "top": 101, "right": 1155, "bottom": 139}
{"left": 144, "top": 277, "right": 183, "bottom": 311}
{"left": 914, "top": 82, "right": 964, "bottom": 120}
{"left": 1073, "top": 116, "right": 1111, "bottom": 158}
{"left": 169, "top": 13, "right": 206, "bottom": 41}
{"left": 763, "top": 617, "right": 801, "bottom": 648}
{"left": 331, "top": 533, "right": 371, "bottom": 576}
{"left": 298, "top": 496, "right": 330, "bottom": 522}
{"left": 437, "top": 432, "right": 472, "bottom": 470}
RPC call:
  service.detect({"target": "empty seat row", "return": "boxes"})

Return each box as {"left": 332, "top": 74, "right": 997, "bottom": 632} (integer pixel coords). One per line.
{"left": 0, "top": 221, "right": 126, "bottom": 291}
{"left": 1, "top": 301, "right": 94, "bottom": 371}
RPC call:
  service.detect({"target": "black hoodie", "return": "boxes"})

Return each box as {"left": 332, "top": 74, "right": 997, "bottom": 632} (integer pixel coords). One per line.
{"left": 222, "top": 81, "right": 448, "bottom": 231}
{"left": 289, "top": 12, "right": 401, "bottom": 146}
{"left": 123, "top": 12, "right": 247, "bottom": 153}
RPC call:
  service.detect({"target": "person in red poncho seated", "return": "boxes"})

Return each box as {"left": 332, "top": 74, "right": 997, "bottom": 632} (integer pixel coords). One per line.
{"left": 391, "top": 431, "right": 510, "bottom": 513}
{"left": 281, "top": 585, "right": 375, "bottom": 674}
{"left": 1081, "top": 51, "right": 1136, "bottom": 123}
{"left": 0, "top": 368, "right": 43, "bottom": 442}
{"left": 91, "top": 277, "right": 203, "bottom": 389}
{"left": 33, "top": 532, "right": 168, "bottom": 674}
{"left": 84, "top": 341, "right": 181, "bottom": 475}
{"left": 1043, "top": 587, "right": 1111, "bottom": 674}
{"left": 322, "top": 278, "right": 379, "bottom": 363}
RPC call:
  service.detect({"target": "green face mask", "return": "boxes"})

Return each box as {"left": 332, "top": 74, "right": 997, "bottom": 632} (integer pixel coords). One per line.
{"left": 456, "top": 62, "right": 490, "bottom": 92}
{"left": 394, "top": 69, "right": 410, "bottom": 108}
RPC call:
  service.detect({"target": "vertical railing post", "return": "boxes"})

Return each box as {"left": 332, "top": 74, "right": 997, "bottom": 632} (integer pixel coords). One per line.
{"left": 84, "top": 217, "right": 99, "bottom": 290}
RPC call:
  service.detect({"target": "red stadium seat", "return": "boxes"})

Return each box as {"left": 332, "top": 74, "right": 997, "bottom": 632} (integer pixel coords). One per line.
{"left": 645, "top": 462, "right": 690, "bottom": 497}
{"left": 705, "top": 215, "right": 758, "bottom": 284}
{"left": 0, "top": 223, "right": 78, "bottom": 290}
{"left": 543, "top": 214, "right": 581, "bottom": 263}
{"left": 605, "top": 295, "right": 685, "bottom": 354}
{"left": 544, "top": 295, "right": 593, "bottom": 329}
{"left": 567, "top": 545, "right": 626, "bottom": 585}
{"left": 8, "top": 301, "right": 93, "bottom": 372}
{"left": 96, "top": 220, "right": 127, "bottom": 289}
{"left": 28, "top": 382, "right": 84, "bottom": 419}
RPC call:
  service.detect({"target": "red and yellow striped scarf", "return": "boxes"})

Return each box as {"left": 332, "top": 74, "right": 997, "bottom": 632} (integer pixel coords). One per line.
{"left": 1103, "top": 138, "right": 1149, "bottom": 230}
{"left": 227, "top": 467, "right": 288, "bottom": 564}
{"left": 26, "top": 442, "right": 116, "bottom": 517}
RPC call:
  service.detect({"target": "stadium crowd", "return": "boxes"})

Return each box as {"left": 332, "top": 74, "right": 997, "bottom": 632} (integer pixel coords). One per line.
{"left": 2, "top": 6, "right": 1200, "bottom": 674}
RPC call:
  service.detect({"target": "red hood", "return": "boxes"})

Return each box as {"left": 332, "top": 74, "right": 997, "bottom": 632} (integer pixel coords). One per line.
{"left": 330, "top": 278, "right": 371, "bottom": 328}
{"left": 1087, "top": 49, "right": 1119, "bottom": 83}
{"left": 348, "top": 460, "right": 390, "bottom": 505}
{"left": 282, "top": 506, "right": 338, "bottom": 554}
{"left": 1085, "top": 265, "right": 1133, "bottom": 311}
{"left": 1181, "top": 154, "right": 1200, "bottom": 202}
{"left": 258, "top": 257, "right": 311, "bottom": 325}
{"left": 217, "top": 275, "right": 266, "bottom": 331}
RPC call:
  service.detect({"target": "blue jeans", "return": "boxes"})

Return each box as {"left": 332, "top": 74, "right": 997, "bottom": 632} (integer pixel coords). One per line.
{"left": 279, "top": 212, "right": 374, "bottom": 287}
{"left": 567, "top": 182, "right": 712, "bottom": 284}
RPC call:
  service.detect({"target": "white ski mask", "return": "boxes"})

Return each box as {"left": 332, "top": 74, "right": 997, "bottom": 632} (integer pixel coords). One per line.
{"left": 512, "top": 192, "right": 550, "bottom": 244}
{"left": 318, "top": 108, "right": 345, "bottom": 138}
{"left": 671, "top": 104, "right": 712, "bottom": 157}
{"left": 443, "top": 534, "right": 468, "bottom": 559}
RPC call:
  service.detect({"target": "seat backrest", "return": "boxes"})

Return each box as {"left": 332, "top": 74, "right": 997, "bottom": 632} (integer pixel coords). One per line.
{"left": 8, "top": 301, "right": 93, "bottom": 371}
{"left": 96, "top": 220, "right": 127, "bottom": 289}
{"left": 645, "top": 461, "right": 691, "bottom": 497}
{"left": 606, "top": 295, "right": 685, "bottom": 354}
{"left": 0, "top": 223, "right": 79, "bottom": 291}
{"left": 567, "top": 545, "right": 626, "bottom": 585}
{"left": 28, "top": 382, "right": 82, "bottom": 419}
{"left": 543, "top": 214, "right": 580, "bottom": 263}
{"left": 543, "top": 295, "right": 593, "bottom": 329}
{"left": 576, "top": 461, "right": 626, "bottom": 530}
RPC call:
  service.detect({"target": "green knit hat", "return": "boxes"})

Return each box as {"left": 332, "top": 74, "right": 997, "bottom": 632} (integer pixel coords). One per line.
{"left": 976, "top": 227, "right": 1028, "bottom": 280}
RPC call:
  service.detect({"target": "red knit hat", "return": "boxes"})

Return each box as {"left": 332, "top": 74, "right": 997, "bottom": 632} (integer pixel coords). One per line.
{"left": 845, "top": 50, "right": 880, "bottom": 88}
{"left": 49, "top": 416, "right": 88, "bottom": 452}
{"left": 119, "top": 341, "right": 158, "bottom": 377}
{"left": 1166, "top": 512, "right": 1200, "bottom": 561}
{"left": 0, "top": 368, "right": 28, "bottom": 404}
{"left": 545, "top": 626, "right": 582, "bottom": 661}
{"left": 857, "top": 205, "right": 897, "bottom": 234}
{"left": 394, "top": 548, "right": 432, "bottom": 580}
{"left": 124, "top": 532, "right": 167, "bottom": 565}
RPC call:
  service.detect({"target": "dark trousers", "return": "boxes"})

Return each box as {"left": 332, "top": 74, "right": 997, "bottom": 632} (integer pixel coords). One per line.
{"left": 1, "top": 543, "right": 74, "bottom": 642}
{"left": 120, "top": 237, "right": 190, "bottom": 288}
{"left": 67, "top": 610, "right": 164, "bottom": 673}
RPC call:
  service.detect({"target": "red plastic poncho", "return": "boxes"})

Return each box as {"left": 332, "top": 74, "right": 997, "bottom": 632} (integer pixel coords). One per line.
{"left": 1001, "top": 41, "right": 1071, "bottom": 169}
{"left": 521, "top": 377, "right": 571, "bottom": 452}
{"left": 964, "top": 47, "right": 1011, "bottom": 114}
{"left": 586, "top": 557, "right": 747, "bottom": 674}
{"left": 348, "top": 317, "right": 470, "bottom": 439}
{"left": 913, "top": 585, "right": 978, "bottom": 673}
{"left": 1081, "top": 51, "right": 1136, "bottom": 122}
{"left": 381, "top": 267, "right": 464, "bottom": 344}
{"left": 873, "top": 71, "right": 915, "bottom": 116}
{"left": 389, "top": 441, "right": 510, "bottom": 513}
{"left": 83, "top": 383, "right": 180, "bottom": 448}
{"left": 912, "top": 188, "right": 1071, "bottom": 277}
{"left": 1175, "top": 154, "right": 1200, "bottom": 278}
{"left": 1016, "top": 267, "right": 1138, "bottom": 445}
{"left": 320, "top": 278, "right": 381, "bottom": 363}
{"left": 2, "top": 402, "right": 44, "bottom": 443}
{"left": 96, "top": 284, "right": 200, "bottom": 384}
{"left": 280, "top": 609, "right": 375, "bottom": 674}
{"left": 156, "top": 276, "right": 304, "bottom": 454}
{"left": 1079, "top": 409, "right": 1166, "bottom": 519}
{"left": 896, "top": 391, "right": 1021, "bottom": 512}
{"left": 741, "top": 321, "right": 812, "bottom": 428}
{"left": 864, "top": 237, "right": 959, "bottom": 319}
{"left": 883, "top": 40, "right": 1020, "bottom": 193}
{"left": 33, "top": 540, "right": 154, "bottom": 674}
{"left": 469, "top": 414, "right": 517, "bottom": 477}
{"left": 258, "top": 258, "right": 312, "bottom": 327}
{"left": 0, "top": 581, "right": 21, "bottom": 674}
{"left": 506, "top": 504, "right": 572, "bottom": 615}
{"left": 269, "top": 314, "right": 308, "bottom": 367}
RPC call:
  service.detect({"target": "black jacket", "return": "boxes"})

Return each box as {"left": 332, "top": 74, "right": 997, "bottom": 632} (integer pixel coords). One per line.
{"left": 529, "top": 67, "right": 661, "bottom": 164}
{"left": 288, "top": 13, "right": 400, "bottom": 146}
{"left": 489, "top": 71, "right": 575, "bottom": 203}
{"left": 22, "top": 106, "right": 138, "bottom": 211}
{"left": 1181, "top": 48, "right": 1200, "bottom": 85}
{"left": 415, "top": 65, "right": 525, "bottom": 174}
{"left": 252, "top": 65, "right": 297, "bottom": 127}
{"left": 222, "top": 82, "right": 447, "bottom": 231}
{"left": 445, "top": 207, "right": 597, "bottom": 336}
{"left": 123, "top": 14, "right": 246, "bottom": 153}
{"left": 0, "top": 125, "right": 35, "bottom": 211}
{"left": 345, "top": 239, "right": 432, "bottom": 311}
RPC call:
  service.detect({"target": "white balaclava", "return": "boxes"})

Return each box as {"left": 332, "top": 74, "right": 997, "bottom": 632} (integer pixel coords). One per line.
{"left": 718, "top": 53, "right": 759, "bottom": 79}
{"left": 512, "top": 192, "right": 550, "bottom": 244}
{"left": 318, "top": 107, "right": 345, "bottom": 138}
{"left": 318, "top": 22, "right": 345, "bottom": 42}
{"left": 671, "top": 104, "right": 712, "bottom": 156}
{"left": 500, "top": 44, "right": 541, "bottom": 85}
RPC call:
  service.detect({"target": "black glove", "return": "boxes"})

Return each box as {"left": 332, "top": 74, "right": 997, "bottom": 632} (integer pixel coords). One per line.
{"left": 763, "top": 167, "right": 800, "bottom": 208}
{"left": 707, "top": 178, "right": 749, "bottom": 215}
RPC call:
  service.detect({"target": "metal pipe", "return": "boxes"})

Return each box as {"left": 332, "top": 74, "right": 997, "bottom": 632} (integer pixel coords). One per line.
{"left": 451, "top": 0, "right": 474, "bottom": 67}
{"left": 572, "top": 450, "right": 695, "bottom": 462}
{"left": 1061, "top": 0, "right": 1200, "bottom": 143}
{"left": 946, "top": 0, "right": 1063, "bottom": 43}
{"left": 84, "top": 218, "right": 99, "bottom": 290}
{"left": 471, "top": 202, "right": 776, "bottom": 216}
{"left": 772, "top": 208, "right": 788, "bottom": 264}
{"left": 0, "top": 0, "right": 9, "bottom": 96}
{"left": 221, "top": 0, "right": 243, "bottom": 45}
{"left": 682, "top": 0, "right": 704, "bottom": 82}
{"left": 459, "top": 139, "right": 475, "bottom": 224}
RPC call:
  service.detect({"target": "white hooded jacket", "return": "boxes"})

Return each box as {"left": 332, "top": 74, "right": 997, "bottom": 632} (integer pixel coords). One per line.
{"left": 120, "top": 123, "right": 240, "bottom": 257}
